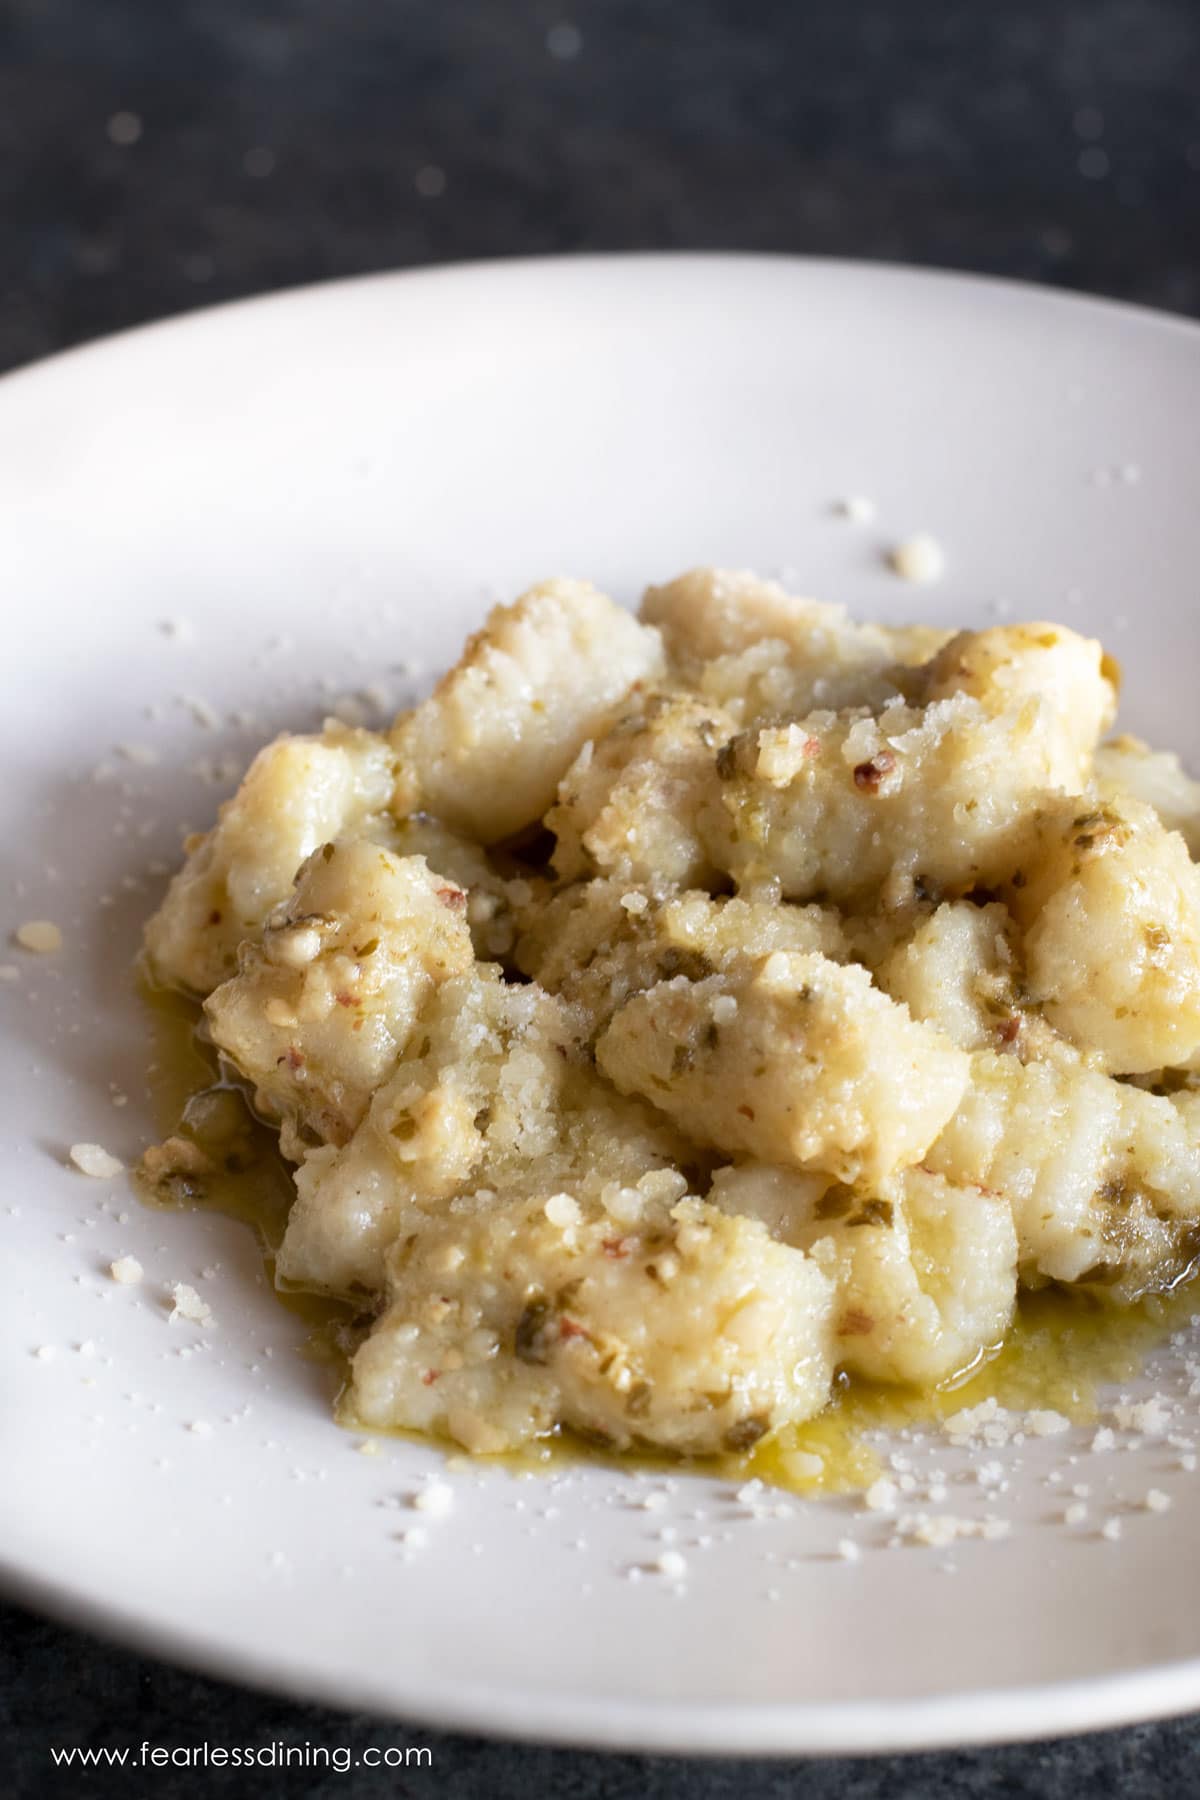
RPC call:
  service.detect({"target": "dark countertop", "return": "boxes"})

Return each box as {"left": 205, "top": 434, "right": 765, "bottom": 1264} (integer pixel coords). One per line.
{"left": 5, "top": 2, "right": 1200, "bottom": 1795}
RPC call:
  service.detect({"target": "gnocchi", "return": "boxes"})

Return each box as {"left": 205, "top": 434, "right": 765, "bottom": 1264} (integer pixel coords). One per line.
{"left": 140, "top": 568, "right": 1200, "bottom": 1461}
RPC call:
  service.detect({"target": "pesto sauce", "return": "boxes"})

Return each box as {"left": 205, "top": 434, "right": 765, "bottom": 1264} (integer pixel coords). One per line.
{"left": 137, "top": 977, "right": 1199, "bottom": 1495}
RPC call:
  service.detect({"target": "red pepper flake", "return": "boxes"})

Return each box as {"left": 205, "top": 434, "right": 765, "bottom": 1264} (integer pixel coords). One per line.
{"left": 853, "top": 751, "right": 896, "bottom": 793}
{"left": 559, "top": 1316, "right": 589, "bottom": 1341}
{"left": 803, "top": 735, "right": 822, "bottom": 758}
{"left": 736, "top": 1103, "right": 756, "bottom": 1121}
{"left": 421, "top": 1369, "right": 440, "bottom": 1386}
{"left": 436, "top": 885, "right": 467, "bottom": 910}
{"left": 997, "top": 1016, "right": 1020, "bottom": 1046}
{"left": 285, "top": 1046, "right": 305, "bottom": 1071}
{"left": 838, "top": 1308, "right": 876, "bottom": 1337}
{"left": 602, "top": 1236, "right": 632, "bottom": 1260}
{"left": 207, "top": 908, "right": 223, "bottom": 926}
{"left": 335, "top": 991, "right": 357, "bottom": 1007}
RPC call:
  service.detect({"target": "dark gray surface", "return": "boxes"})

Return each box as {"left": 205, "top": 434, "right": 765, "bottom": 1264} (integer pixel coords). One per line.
{"left": 2, "top": 0, "right": 1200, "bottom": 377}
{"left": 5, "top": 1, "right": 1200, "bottom": 1794}
{"left": 8, "top": 1598, "right": 1200, "bottom": 1800}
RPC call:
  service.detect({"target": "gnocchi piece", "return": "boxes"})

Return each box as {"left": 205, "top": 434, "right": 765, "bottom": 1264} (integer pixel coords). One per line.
{"left": 641, "top": 567, "right": 872, "bottom": 666}
{"left": 641, "top": 567, "right": 945, "bottom": 721}
{"left": 700, "top": 691, "right": 1075, "bottom": 907}
{"left": 709, "top": 1163, "right": 1018, "bottom": 1387}
{"left": 877, "top": 900, "right": 1021, "bottom": 1053}
{"left": 922, "top": 622, "right": 1118, "bottom": 788}
{"left": 515, "top": 880, "right": 844, "bottom": 1039}
{"left": 547, "top": 693, "right": 735, "bottom": 888}
{"left": 387, "top": 811, "right": 527, "bottom": 960}
{"left": 1013, "top": 795, "right": 1200, "bottom": 1073}
{"left": 1095, "top": 735, "right": 1200, "bottom": 859}
{"left": 144, "top": 725, "right": 397, "bottom": 995}
{"left": 512, "top": 879, "right": 672, "bottom": 1036}
{"left": 390, "top": 580, "right": 664, "bottom": 842}
{"left": 349, "top": 1182, "right": 836, "bottom": 1456}
{"left": 276, "top": 966, "right": 688, "bottom": 1296}
{"left": 204, "top": 840, "right": 474, "bottom": 1157}
{"left": 597, "top": 951, "right": 969, "bottom": 1186}
{"left": 925, "top": 1050, "right": 1200, "bottom": 1297}
{"left": 660, "top": 890, "right": 846, "bottom": 971}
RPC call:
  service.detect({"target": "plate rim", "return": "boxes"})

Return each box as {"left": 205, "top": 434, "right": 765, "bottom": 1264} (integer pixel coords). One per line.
{"left": 6, "top": 250, "right": 1200, "bottom": 1755}
{"left": 4, "top": 249, "right": 1200, "bottom": 400}
{"left": 8, "top": 1554, "right": 1200, "bottom": 1755}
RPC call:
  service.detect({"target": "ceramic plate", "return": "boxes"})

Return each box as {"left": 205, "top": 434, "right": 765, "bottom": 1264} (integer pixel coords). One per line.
{"left": 4, "top": 256, "right": 1200, "bottom": 1754}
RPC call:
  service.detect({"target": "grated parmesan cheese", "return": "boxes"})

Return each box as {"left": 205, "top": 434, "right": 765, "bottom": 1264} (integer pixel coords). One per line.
{"left": 69, "top": 1143, "right": 125, "bottom": 1180}
{"left": 412, "top": 1481, "right": 455, "bottom": 1517}
{"left": 15, "top": 920, "right": 62, "bottom": 953}
{"left": 169, "top": 1283, "right": 214, "bottom": 1327}
{"left": 835, "top": 495, "right": 876, "bottom": 524}
{"left": 653, "top": 1550, "right": 688, "bottom": 1579}
{"left": 889, "top": 533, "right": 946, "bottom": 583}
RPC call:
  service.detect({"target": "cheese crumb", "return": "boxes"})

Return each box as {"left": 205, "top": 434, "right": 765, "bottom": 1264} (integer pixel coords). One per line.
{"left": 169, "top": 1283, "right": 214, "bottom": 1327}
{"left": 942, "top": 1398, "right": 1016, "bottom": 1448}
{"left": 778, "top": 1449, "right": 824, "bottom": 1483}
{"left": 1112, "top": 1398, "right": 1171, "bottom": 1437}
{"left": 188, "top": 1420, "right": 213, "bottom": 1437}
{"left": 1024, "top": 1409, "right": 1071, "bottom": 1438}
{"left": 1064, "top": 1502, "right": 1088, "bottom": 1526}
{"left": 836, "top": 495, "right": 876, "bottom": 523}
{"left": 889, "top": 532, "right": 946, "bottom": 583}
{"left": 619, "top": 892, "right": 649, "bottom": 915}
{"left": 109, "top": 1255, "right": 144, "bottom": 1285}
{"left": 543, "top": 1192, "right": 581, "bottom": 1230}
{"left": 1144, "top": 1489, "right": 1172, "bottom": 1514}
{"left": 909, "top": 1515, "right": 968, "bottom": 1548}
{"left": 15, "top": 920, "right": 63, "bottom": 954}
{"left": 1091, "top": 1427, "right": 1115, "bottom": 1453}
{"left": 1101, "top": 1517, "right": 1123, "bottom": 1542}
{"left": 271, "top": 925, "right": 322, "bottom": 968}
{"left": 836, "top": 1537, "right": 862, "bottom": 1562}
{"left": 69, "top": 1143, "right": 125, "bottom": 1180}
{"left": 864, "top": 1478, "right": 898, "bottom": 1514}
{"left": 654, "top": 1550, "right": 688, "bottom": 1579}
{"left": 711, "top": 994, "right": 739, "bottom": 1025}
{"left": 412, "top": 1481, "right": 455, "bottom": 1517}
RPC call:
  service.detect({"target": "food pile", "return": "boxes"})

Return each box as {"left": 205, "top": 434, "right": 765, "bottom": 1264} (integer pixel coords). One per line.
{"left": 141, "top": 569, "right": 1200, "bottom": 1458}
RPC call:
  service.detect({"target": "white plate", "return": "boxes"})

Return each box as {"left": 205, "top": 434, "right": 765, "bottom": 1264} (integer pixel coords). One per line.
{"left": 4, "top": 255, "right": 1200, "bottom": 1756}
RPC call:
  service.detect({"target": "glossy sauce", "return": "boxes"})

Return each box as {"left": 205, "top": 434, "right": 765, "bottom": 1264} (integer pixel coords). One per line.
{"left": 138, "top": 980, "right": 1199, "bottom": 1494}
{"left": 139, "top": 980, "right": 358, "bottom": 1360}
